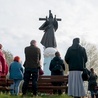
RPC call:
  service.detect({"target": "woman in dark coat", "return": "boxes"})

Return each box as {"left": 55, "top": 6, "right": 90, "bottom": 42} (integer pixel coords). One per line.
{"left": 49, "top": 51, "right": 65, "bottom": 94}
{"left": 65, "top": 38, "right": 87, "bottom": 98}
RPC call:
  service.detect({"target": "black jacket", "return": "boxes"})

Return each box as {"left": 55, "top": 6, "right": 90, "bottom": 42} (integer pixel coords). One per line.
{"left": 88, "top": 72, "right": 97, "bottom": 91}
{"left": 65, "top": 44, "right": 87, "bottom": 71}
{"left": 23, "top": 45, "right": 41, "bottom": 68}
{"left": 49, "top": 56, "right": 65, "bottom": 75}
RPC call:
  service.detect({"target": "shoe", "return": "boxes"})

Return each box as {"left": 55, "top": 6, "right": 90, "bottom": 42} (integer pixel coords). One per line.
{"left": 58, "top": 93, "right": 62, "bottom": 95}
{"left": 21, "top": 94, "right": 26, "bottom": 98}
{"left": 33, "top": 94, "right": 38, "bottom": 98}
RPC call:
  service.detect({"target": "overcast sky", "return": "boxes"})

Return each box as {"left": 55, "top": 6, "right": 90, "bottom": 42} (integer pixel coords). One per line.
{"left": 0, "top": 0, "right": 98, "bottom": 63}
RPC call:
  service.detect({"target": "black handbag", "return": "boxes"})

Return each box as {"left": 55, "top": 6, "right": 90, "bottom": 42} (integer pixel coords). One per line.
{"left": 82, "top": 68, "right": 89, "bottom": 81}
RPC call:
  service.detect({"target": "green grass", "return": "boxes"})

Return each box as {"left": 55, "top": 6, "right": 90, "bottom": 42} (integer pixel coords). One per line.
{"left": 0, "top": 93, "right": 73, "bottom": 98}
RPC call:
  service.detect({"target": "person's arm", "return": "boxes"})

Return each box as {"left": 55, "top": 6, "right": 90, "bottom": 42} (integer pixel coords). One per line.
{"left": 65, "top": 48, "right": 70, "bottom": 64}
{"left": 37, "top": 48, "right": 41, "bottom": 69}
{"left": 39, "top": 48, "right": 41, "bottom": 61}
{"left": 49, "top": 60, "right": 53, "bottom": 71}
{"left": 83, "top": 48, "right": 88, "bottom": 63}
{"left": 95, "top": 73, "right": 98, "bottom": 80}
{"left": 5, "top": 63, "right": 8, "bottom": 75}
{"left": 62, "top": 63, "right": 65, "bottom": 71}
{"left": 9, "top": 64, "right": 11, "bottom": 73}
{"left": 61, "top": 60, "right": 65, "bottom": 71}
{"left": 20, "top": 64, "right": 24, "bottom": 73}
{"left": 0, "top": 56, "right": 5, "bottom": 74}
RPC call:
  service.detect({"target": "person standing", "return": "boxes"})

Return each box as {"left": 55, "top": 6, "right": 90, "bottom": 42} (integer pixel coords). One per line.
{"left": 65, "top": 38, "right": 87, "bottom": 98}
{"left": 49, "top": 51, "right": 65, "bottom": 95}
{"left": 9, "top": 56, "right": 23, "bottom": 95}
{"left": 88, "top": 68, "right": 98, "bottom": 98}
{"left": 22, "top": 40, "right": 41, "bottom": 97}
{"left": 0, "top": 44, "right": 8, "bottom": 76}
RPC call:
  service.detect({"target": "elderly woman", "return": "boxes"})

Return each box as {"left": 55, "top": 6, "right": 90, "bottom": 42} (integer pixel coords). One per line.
{"left": 65, "top": 38, "right": 88, "bottom": 98}
{"left": 9, "top": 56, "right": 24, "bottom": 96}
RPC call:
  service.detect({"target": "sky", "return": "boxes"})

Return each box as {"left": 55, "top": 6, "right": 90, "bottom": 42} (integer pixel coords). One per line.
{"left": 0, "top": 0, "right": 98, "bottom": 64}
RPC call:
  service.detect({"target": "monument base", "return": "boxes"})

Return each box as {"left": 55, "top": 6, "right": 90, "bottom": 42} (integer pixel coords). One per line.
{"left": 43, "top": 47, "right": 57, "bottom": 75}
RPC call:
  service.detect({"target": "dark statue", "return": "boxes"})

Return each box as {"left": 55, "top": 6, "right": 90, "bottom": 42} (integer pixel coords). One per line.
{"left": 39, "top": 10, "right": 61, "bottom": 48}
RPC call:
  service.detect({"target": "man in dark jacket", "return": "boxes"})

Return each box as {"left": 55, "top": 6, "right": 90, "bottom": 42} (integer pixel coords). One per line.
{"left": 22, "top": 40, "right": 41, "bottom": 97}
{"left": 65, "top": 38, "right": 87, "bottom": 98}
{"left": 49, "top": 51, "right": 65, "bottom": 75}
{"left": 49, "top": 51, "right": 65, "bottom": 95}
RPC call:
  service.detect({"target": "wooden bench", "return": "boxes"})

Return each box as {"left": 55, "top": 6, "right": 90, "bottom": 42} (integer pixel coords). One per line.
{"left": 0, "top": 75, "right": 13, "bottom": 92}
{"left": 28, "top": 75, "right": 68, "bottom": 94}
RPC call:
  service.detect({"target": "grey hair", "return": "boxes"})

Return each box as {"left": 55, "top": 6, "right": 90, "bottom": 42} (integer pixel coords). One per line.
{"left": 30, "top": 40, "right": 36, "bottom": 45}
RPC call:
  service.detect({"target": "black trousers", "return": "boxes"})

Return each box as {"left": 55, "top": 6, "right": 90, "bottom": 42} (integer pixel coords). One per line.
{"left": 52, "top": 82, "right": 63, "bottom": 95}
{"left": 51, "top": 71, "right": 64, "bottom": 95}
{"left": 22, "top": 68, "right": 38, "bottom": 95}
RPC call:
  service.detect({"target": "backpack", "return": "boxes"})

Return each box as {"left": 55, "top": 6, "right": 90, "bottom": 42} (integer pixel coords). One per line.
{"left": 52, "top": 61, "right": 63, "bottom": 72}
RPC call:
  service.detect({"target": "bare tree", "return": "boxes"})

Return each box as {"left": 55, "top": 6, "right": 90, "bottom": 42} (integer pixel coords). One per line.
{"left": 81, "top": 40, "right": 98, "bottom": 71}
{"left": 3, "top": 50, "right": 13, "bottom": 66}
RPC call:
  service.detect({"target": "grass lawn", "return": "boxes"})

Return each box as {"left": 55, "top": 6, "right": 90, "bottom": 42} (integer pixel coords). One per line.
{"left": 0, "top": 93, "right": 73, "bottom": 98}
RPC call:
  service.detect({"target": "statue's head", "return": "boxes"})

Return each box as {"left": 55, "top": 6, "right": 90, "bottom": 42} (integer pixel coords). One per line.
{"left": 49, "top": 11, "right": 53, "bottom": 19}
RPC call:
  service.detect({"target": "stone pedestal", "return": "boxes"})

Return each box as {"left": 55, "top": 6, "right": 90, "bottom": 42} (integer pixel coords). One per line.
{"left": 43, "top": 47, "right": 57, "bottom": 75}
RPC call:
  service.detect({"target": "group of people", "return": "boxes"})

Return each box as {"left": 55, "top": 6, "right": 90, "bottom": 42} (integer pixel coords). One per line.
{"left": 0, "top": 38, "right": 98, "bottom": 98}
{"left": 9, "top": 40, "right": 41, "bottom": 97}
{"left": 0, "top": 40, "right": 41, "bottom": 97}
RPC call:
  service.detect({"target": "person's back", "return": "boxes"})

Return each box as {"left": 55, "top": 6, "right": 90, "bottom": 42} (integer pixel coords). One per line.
{"left": 49, "top": 51, "right": 65, "bottom": 75}
{"left": 65, "top": 38, "right": 87, "bottom": 98}
{"left": 24, "top": 44, "right": 41, "bottom": 68}
{"left": 49, "top": 51, "right": 65, "bottom": 95}
{"left": 22, "top": 40, "right": 41, "bottom": 97}
{"left": 9, "top": 61, "right": 23, "bottom": 80}
{"left": 65, "top": 38, "right": 87, "bottom": 71}
{"left": 9, "top": 56, "right": 23, "bottom": 96}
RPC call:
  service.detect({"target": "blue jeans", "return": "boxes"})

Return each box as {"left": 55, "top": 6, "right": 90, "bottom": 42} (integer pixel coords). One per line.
{"left": 10, "top": 79, "right": 22, "bottom": 95}
{"left": 22, "top": 68, "right": 38, "bottom": 95}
